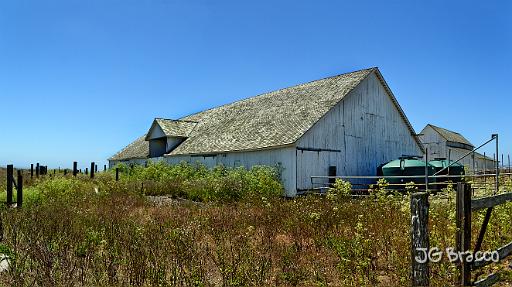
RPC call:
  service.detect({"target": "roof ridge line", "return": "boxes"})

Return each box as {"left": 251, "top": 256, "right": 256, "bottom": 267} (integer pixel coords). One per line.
{"left": 179, "top": 67, "right": 377, "bottom": 120}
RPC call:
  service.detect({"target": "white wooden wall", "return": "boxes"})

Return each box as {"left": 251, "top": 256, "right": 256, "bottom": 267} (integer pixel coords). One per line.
{"left": 418, "top": 126, "right": 446, "bottom": 160}
{"left": 111, "top": 71, "right": 425, "bottom": 196}
{"left": 419, "top": 126, "right": 496, "bottom": 173}
{"left": 164, "top": 147, "right": 297, "bottom": 196}
{"left": 295, "top": 72, "right": 423, "bottom": 190}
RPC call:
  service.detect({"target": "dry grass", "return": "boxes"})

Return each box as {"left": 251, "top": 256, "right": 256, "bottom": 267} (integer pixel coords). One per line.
{"left": 0, "top": 171, "right": 511, "bottom": 286}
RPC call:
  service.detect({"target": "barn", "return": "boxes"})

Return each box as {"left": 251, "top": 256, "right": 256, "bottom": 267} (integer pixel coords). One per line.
{"left": 418, "top": 124, "right": 495, "bottom": 172}
{"left": 109, "top": 67, "right": 423, "bottom": 196}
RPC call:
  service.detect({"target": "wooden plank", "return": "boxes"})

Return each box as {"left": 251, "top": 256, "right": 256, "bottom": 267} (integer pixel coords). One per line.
{"left": 410, "top": 192, "right": 429, "bottom": 287}
{"left": 474, "top": 241, "right": 512, "bottom": 269}
{"left": 471, "top": 192, "right": 512, "bottom": 211}
{"left": 474, "top": 208, "right": 493, "bottom": 253}
{"left": 474, "top": 273, "right": 499, "bottom": 287}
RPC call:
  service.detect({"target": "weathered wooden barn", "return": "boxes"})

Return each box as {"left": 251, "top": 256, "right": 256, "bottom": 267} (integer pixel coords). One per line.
{"left": 418, "top": 124, "right": 495, "bottom": 172}
{"left": 109, "top": 67, "right": 423, "bottom": 196}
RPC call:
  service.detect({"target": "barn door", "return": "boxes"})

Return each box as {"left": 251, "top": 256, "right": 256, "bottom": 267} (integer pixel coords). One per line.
{"left": 296, "top": 149, "right": 339, "bottom": 192}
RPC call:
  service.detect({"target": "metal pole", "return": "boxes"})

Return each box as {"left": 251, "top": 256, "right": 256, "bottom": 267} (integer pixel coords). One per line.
{"left": 425, "top": 147, "right": 429, "bottom": 192}
{"left": 472, "top": 152, "right": 475, "bottom": 175}
{"left": 484, "top": 152, "right": 487, "bottom": 184}
{"left": 433, "top": 136, "right": 495, "bottom": 176}
{"left": 508, "top": 154, "right": 511, "bottom": 176}
{"left": 493, "top": 134, "right": 499, "bottom": 195}
{"left": 448, "top": 149, "right": 451, "bottom": 175}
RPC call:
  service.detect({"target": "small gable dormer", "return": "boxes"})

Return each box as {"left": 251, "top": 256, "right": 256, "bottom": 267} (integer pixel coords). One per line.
{"left": 145, "top": 118, "right": 197, "bottom": 158}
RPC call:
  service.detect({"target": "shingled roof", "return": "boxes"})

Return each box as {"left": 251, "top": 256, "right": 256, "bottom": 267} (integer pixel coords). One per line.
{"left": 109, "top": 135, "right": 149, "bottom": 161}
{"left": 145, "top": 119, "right": 198, "bottom": 140}
{"left": 427, "top": 124, "right": 474, "bottom": 147}
{"left": 110, "top": 67, "right": 422, "bottom": 160}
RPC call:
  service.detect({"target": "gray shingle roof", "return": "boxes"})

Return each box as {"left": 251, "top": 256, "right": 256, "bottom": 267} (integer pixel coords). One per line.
{"left": 109, "top": 135, "right": 149, "bottom": 161}
{"left": 170, "top": 68, "right": 374, "bottom": 155}
{"left": 145, "top": 119, "right": 198, "bottom": 140}
{"left": 110, "top": 67, "right": 423, "bottom": 160}
{"left": 428, "top": 124, "right": 474, "bottom": 147}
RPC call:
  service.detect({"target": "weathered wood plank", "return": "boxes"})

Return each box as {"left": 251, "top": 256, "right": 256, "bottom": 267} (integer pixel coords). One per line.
{"left": 471, "top": 192, "right": 512, "bottom": 211}
{"left": 474, "top": 208, "right": 493, "bottom": 253}
{"left": 474, "top": 273, "right": 499, "bottom": 287}
{"left": 473, "top": 241, "right": 512, "bottom": 269}
{"left": 410, "top": 192, "right": 429, "bottom": 287}
{"left": 456, "top": 183, "right": 471, "bottom": 286}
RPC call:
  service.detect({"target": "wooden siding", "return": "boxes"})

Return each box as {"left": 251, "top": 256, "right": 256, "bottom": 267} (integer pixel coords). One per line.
{"left": 164, "top": 147, "right": 297, "bottom": 197}
{"left": 295, "top": 72, "right": 423, "bottom": 190}
{"left": 147, "top": 123, "right": 165, "bottom": 140}
{"left": 419, "top": 126, "right": 495, "bottom": 172}
{"left": 419, "top": 125, "right": 447, "bottom": 160}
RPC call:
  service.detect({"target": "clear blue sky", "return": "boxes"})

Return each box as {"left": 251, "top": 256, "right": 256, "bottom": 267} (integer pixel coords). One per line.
{"left": 1, "top": 0, "right": 511, "bottom": 169}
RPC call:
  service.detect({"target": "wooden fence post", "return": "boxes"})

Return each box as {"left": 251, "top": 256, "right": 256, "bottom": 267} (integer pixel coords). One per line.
{"left": 17, "top": 170, "right": 23, "bottom": 208}
{"left": 90, "top": 162, "right": 95, "bottom": 179}
{"left": 411, "top": 192, "right": 430, "bottom": 286}
{"left": 85, "top": 168, "right": 88, "bottom": 175}
{"left": 115, "top": 168, "right": 119, "bottom": 181}
{"left": 36, "top": 163, "right": 40, "bottom": 177}
{"left": 30, "top": 163, "right": 34, "bottom": 178}
{"left": 6, "top": 165, "right": 13, "bottom": 205}
{"left": 456, "top": 183, "right": 471, "bottom": 286}
{"left": 104, "top": 165, "right": 107, "bottom": 172}
{"left": 73, "top": 161, "right": 78, "bottom": 177}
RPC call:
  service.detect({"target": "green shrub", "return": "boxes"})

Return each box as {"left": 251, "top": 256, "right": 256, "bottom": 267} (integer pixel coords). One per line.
{"left": 113, "top": 161, "right": 283, "bottom": 201}
{"left": 327, "top": 179, "right": 352, "bottom": 198}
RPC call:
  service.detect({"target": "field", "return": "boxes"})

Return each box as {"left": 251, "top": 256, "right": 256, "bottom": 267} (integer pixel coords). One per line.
{"left": 0, "top": 163, "right": 511, "bottom": 286}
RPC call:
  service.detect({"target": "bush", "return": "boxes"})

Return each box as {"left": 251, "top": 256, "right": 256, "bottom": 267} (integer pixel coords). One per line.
{"left": 113, "top": 161, "right": 284, "bottom": 201}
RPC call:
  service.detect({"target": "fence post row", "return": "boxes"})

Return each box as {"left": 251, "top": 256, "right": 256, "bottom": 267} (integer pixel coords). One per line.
{"left": 5, "top": 165, "right": 23, "bottom": 208}
{"left": 411, "top": 192, "right": 430, "bottom": 287}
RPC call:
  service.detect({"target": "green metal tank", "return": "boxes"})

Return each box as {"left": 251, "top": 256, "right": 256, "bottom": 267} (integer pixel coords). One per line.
{"left": 428, "top": 159, "right": 465, "bottom": 185}
{"left": 380, "top": 157, "right": 436, "bottom": 189}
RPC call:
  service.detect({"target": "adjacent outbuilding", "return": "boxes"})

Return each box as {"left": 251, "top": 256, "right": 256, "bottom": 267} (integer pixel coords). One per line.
{"left": 418, "top": 124, "right": 495, "bottom": 172}
{"left": 110, "top": 67, "right": 424, "bottom": 196}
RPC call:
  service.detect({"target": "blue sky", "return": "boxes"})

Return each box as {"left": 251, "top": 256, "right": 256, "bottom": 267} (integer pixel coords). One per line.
{"left": 0, "top": 0, "right": 511, "bottom": 169}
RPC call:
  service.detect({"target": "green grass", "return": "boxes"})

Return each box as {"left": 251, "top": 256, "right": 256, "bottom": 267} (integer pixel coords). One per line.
{"left": 0, "top": 165, "right": 511, "bottom": 286}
